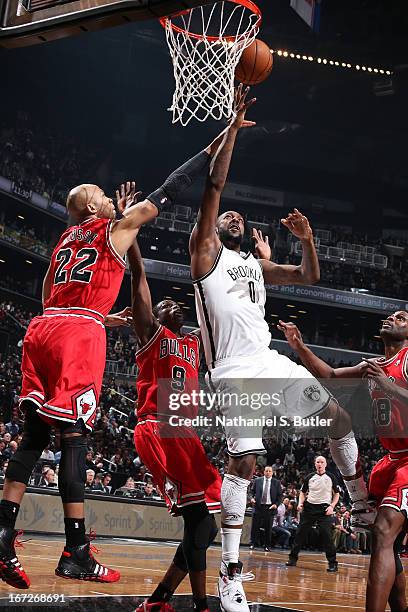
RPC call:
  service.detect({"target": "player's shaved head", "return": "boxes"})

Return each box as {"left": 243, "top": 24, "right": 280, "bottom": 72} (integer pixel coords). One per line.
{"left": 66, "top": 184, "right": 115, "bottom": 222}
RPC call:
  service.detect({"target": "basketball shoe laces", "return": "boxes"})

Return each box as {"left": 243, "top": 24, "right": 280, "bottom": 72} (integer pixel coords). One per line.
{"left": 87, "top": 529, "right": 100, "bottom": 557}
{"left": 0, "top": 529, "right": 30, "bottom": 588}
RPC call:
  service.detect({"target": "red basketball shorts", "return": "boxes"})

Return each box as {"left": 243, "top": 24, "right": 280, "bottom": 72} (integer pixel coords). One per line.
{"left": 20, "top": 312, "right": 106, "bottom": 431}
{"left": 369, "top": 451, "right": 408, "bottom": 515}
{"left": 134, "top": 420, "right": 221, "bottom": 514}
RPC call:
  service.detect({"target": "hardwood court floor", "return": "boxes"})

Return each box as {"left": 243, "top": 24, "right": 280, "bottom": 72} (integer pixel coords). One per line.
{"left": 0, "top": 535, "right": 401, "bottom": 611}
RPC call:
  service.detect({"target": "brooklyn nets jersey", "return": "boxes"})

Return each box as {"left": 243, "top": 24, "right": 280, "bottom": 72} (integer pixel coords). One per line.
{"left": 193, "top": 245, "right": 271, "bottom": 368}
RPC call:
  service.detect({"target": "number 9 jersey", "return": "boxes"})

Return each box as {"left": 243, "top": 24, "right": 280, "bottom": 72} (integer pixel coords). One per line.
{"left": 44, "top": 217, "right": 126, "bottom": 316}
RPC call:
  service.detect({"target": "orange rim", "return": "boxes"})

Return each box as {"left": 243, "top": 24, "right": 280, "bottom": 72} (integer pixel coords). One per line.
{"left": 159, "top": 0, "right": 261, "bottom": 43}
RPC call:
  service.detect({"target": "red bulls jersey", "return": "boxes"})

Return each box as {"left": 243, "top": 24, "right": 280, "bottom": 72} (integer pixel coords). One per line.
{"left": 369, "top": 347, "right": 408, "bottom": 452}
{"left": 44, "top": 218, "right": 125, "bottom": 318}
{"left": 136, "top": 325, "right": 200, "bottom": 420}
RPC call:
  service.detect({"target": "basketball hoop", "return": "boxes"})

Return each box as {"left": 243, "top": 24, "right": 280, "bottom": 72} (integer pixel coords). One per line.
{"left": 160, "top": 0, "right": 261, "bottom": 126}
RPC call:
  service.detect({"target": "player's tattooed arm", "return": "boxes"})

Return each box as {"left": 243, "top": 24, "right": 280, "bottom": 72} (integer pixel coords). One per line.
{"left": 259, "top": 210, "right": 320, "bottom": 286}
{"left": 190, "top": 84, "right": 256, "bottom": 280}
{"left": 277, "top": 321, "right": 366, "bottom": 380}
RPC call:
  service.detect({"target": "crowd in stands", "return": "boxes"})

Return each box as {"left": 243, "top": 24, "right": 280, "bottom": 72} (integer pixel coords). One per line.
{"left": 0, "top": 114, "right": 104, "bottom": 204}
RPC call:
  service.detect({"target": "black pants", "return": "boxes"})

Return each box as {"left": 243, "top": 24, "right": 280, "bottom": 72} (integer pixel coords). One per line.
{"left": 289, "top": 502, "right": 336, "bottom": 564}
{"left": 250, "top": 505, "right": 275, "bottom": 547}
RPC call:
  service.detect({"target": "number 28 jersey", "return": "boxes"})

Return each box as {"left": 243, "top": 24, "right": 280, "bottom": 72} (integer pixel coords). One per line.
{"left": 369, "top": 347, "right": 408, "bottom": 452}
{"left": 44, "top": 218, "right": 125, "bottom": 318}
{"left": 136, "top": 326, "right": 200, "bottom": 420}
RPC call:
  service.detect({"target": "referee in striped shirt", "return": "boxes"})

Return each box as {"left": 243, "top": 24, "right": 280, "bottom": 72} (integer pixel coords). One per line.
{"left": 286, "top": 456, "right": 341, "bottom": 572}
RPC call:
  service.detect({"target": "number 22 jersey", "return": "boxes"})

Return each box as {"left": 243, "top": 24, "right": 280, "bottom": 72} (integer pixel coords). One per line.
{"left": 44, "top": 217, "right": 125, "bottom": 318}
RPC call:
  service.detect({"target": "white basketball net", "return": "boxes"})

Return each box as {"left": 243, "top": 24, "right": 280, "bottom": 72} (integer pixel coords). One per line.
{"left": 161, "top": 0, "right": 260, "bottom": 126}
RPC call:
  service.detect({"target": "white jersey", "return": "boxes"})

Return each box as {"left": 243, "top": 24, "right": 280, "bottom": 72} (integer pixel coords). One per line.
{"left": 193, "top": 245, "right": 271, "bottom": 368}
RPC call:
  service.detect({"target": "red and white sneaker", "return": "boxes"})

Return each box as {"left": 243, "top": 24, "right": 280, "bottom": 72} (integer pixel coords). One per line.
{"left": 0, "top": 526, "right": 30, "bottom": 589}
{"left": 134, "top": 601, "right": 176, "bottom": 611}
{"left": 55, "top": 531, "right": 120, "bottom": 582}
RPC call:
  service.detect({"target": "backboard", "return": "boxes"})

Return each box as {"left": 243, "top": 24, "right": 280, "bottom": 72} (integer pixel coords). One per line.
{"left": 0, "top": 0, "right": 215, "bottom": 47}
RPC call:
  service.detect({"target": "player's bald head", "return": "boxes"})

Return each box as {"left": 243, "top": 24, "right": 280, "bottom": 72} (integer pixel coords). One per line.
{"left": 66, "top": 184, "right": 115, "bottom": 222}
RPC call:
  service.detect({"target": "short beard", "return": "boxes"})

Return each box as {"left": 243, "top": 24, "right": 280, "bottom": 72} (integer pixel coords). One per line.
{"left": 218, "top": 228, "right": 242, "bottom": 247}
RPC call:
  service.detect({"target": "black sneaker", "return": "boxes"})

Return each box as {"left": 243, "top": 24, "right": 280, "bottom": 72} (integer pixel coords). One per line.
{"left": 0, "top": 527, "right": 30, "bottom": 589}
{"left": 55, "top": 540, "right": 120, "bottom": 582}
{"left": 327, "top": 561, "right": 338, "bottom": 573}
{"left": 285, "top": 559, "right": 297, "bottom": 567}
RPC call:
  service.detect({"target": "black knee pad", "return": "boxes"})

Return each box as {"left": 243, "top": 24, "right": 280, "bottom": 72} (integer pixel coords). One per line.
{"left": 7, "top": 406, "right": 51, "bottom": 484}
{"left": 58, "top": 433, "right": 87, "bottom": 504}
{"left": 182, "top": 503, "right": 218, "bottom": 572}
{"left": 173, "top": 542, "right": 188, "bottom": 573}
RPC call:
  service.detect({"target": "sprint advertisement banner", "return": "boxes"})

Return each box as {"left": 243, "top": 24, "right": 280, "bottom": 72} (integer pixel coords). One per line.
{"left": 0, "top": 490, "right": 252, "bottom": 544}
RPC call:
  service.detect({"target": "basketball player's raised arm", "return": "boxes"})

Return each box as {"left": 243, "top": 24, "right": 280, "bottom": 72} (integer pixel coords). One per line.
{"left": 190, "top": 85, "right": 256, "bottom": 280}
{"left": 258, "top": 210, "right": 320, "bottom": 286}
{"left": 110, "top": 130, "right": 224, "bottom": 258}
{"left": 277, "top": 321, "right": 366, "bottom": 379}
{"left": 128, "top": 238, "right": 160, "bottom": 347}
{"left": 115, "top": 183, "right": 159, "bottom": 346}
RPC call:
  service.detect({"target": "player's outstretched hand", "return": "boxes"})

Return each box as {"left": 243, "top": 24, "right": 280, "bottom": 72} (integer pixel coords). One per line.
{"left": 277, "top": 320, "right": 304, "bottom": 350}
{"left": 116, "top": 181, "right": 143, "bottom": 214}
{"left": 231, "top": 83, "right": 256, "bottom": 130}
{"left": 105, "top": 307, "right": 133, "bottom": 328}
{"left": 253, "top": 228, "right": 271, "bottom": 260}
{"left": 281, "top": 208, "right": 313, "bottom": 241}
{"left": 361, "top": 357, "right": 386, "bottom": 378}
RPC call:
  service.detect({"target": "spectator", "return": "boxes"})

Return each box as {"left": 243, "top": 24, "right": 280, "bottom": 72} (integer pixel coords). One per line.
{"left": 249, "top": 465, "right": 282, "bottom": 551}
{"left": 85, "top": 469, "right": 95, "bottom": 491}
{"left": 101, "top": 473, "right": 112, "bottom": 494}
{"left": 40, "top": 446, "right": 55, "bottom": 462}
{"left": 5, "top": 414, "right": 20, "bottom": 438}
{"left": 86, "top": 450, "right": 97, "bottom": 471}
{"left": 271, "top": 498, "right": 291, "bottom": 549}
{"left": 41, "top": 467, "right": 57, "bottom": 488}
{"left": 143, "top": 483, "right": 157, "bottom": 499}
{"left": 91, "top": 473, "right": 105, "bottom": 492}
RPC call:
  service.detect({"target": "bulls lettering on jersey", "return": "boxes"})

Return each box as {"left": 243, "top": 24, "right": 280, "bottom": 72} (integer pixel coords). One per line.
{"left": 44, "top": 217, "right": 125, "bottom": 318}
{"left": 193, "top": 245, "right": 271, "bottom": 368}
{"left": 368, "top": 347, "right": 408, "bottom": 451}
{"left": 136, "top": 325, "right": 200, "bottom": 419}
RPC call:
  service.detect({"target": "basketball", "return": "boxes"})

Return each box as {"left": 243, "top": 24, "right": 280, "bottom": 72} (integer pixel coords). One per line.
{"left": 235, "top": 39, "right": 273, "bottom": 85}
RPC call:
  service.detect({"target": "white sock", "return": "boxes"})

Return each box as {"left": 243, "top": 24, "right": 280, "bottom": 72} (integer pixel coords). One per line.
{"left": 221, "top": 528, "right": 243, "bottom": 565}
{"left": 329, "top": 432, "right": 368, "bottom": 502}
{"left": 344, "top": 475, "right": 368, "bottom": 503}
{"left": 220, "top": 473, "right": 250, "bottom": 566}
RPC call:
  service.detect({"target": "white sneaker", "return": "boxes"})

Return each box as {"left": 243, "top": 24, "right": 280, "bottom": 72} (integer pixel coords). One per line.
{"left": 351, "top": 499, "right": 377, "bottom": 532}
{"left": 218, "top": 561, "right": 250, "bottom": 612}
